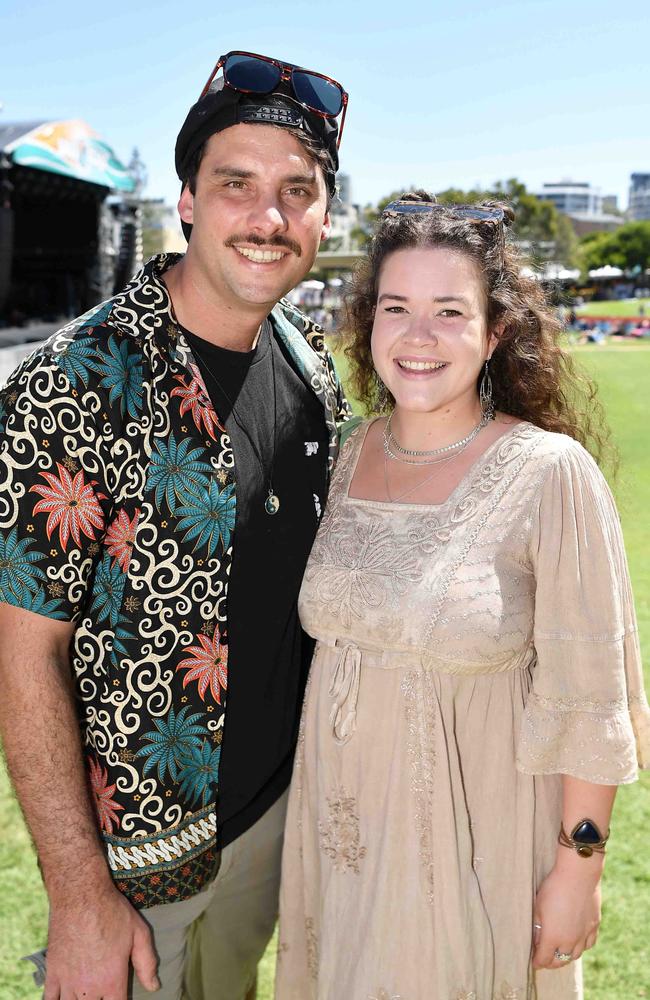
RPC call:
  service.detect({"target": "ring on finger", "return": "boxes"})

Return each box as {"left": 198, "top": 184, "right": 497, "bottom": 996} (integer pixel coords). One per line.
{"left": 554, "top": 949, "right": 573, "bottom": 963}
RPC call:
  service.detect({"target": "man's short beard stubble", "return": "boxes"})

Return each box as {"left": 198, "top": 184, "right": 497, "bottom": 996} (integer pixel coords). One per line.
{"left": 224, "top": 233, "right": 302, "bottom": 257}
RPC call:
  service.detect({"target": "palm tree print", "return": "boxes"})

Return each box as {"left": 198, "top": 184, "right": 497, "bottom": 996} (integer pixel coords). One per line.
{"left": 135, "top": 705, "right": 208, "bottom": 783}
{"left": 93, "top": 334, "right": 144, "bottom": 418}
{"left": 176, "top": 481, "right": 236, "bottom": 556}
{"left": 56, "top": 335, "right": 102, "bottom": 389}
{"left": 171, "top": 365, "right": 224, "bottom": 441}
{"left": 88, "top": 755, "right": 124, "bottom": 834}
{"left": 0, "top": 528, "right": 47, "bottom": 604}
{"left": 145, "top": 433, "right": 212, "bottom": 516}
{"left": 90, "top": 554, "right": 127, "bottom": 628}
{"left": 176, "top": 629, "right": 228, "bottom": 704}
{"left": 177, "top": 741, "right": 221, "bottom": 807}
{"left": 30, "top": 462, "right": 107, "bottom": 551}
{"left": 18, "top": 587, "right": 67, "bottom": 619}
{"left": 105, "top": 508, "right": 140, "bottom": 572}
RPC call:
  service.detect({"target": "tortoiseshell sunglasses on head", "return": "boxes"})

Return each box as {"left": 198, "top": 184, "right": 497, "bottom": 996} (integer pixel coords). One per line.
{"left": 200, "top": 50, "right": 349, "bottom": 148}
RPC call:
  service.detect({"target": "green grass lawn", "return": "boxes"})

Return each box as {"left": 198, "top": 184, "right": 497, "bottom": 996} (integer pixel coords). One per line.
{"left": 2, "top": 348, "right": 649, "bottom": 999}
{"left": 576, "top": 297, "right": 650, "bottom": 318}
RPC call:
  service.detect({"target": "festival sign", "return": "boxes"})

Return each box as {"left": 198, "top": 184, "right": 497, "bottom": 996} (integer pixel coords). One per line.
{"left": 5, "top": 120, "right": 135, "bottom": 192}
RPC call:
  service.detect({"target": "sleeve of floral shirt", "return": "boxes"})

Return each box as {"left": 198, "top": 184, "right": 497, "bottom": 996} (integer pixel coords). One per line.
{"left": 300, "top": 312, "right": 354, "bottom": 426}
{"left": 0, "top": 349, "right": 115, "bottom": 622}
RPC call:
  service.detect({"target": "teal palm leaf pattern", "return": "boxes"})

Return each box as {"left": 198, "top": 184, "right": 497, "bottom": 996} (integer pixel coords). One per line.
{"left": 18, "top": 587, "right": 67, "bottom": 619}
{"left": 94, "top": 335, "right": 144, "bottom": 417}
{"left": 78, "top": 300, "right": 114, "bottom": 330}
{"left": 56, "top": 336, "right": 102, "bottom": 389}
{"left": 90, "top": 554, "right": 127, "bottom": 627}
{"left": 135, "top": 706, "right": 208, "bottom": 783}
{"left": 146, "top": 433, "right": 212, "bottom": 516}
{"left": 176, "top": 481, "right": 236, "bottom": 556}
{"left": 177, "top": 741, "right": 221, "bottom": 807}
{"left": 0, "top": 528, "right": 47, "bottom": 604}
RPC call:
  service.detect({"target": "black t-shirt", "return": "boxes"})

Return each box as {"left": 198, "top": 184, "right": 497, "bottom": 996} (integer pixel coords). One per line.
{"left": 183, "top": 322, "right": 328, "bottom": 848}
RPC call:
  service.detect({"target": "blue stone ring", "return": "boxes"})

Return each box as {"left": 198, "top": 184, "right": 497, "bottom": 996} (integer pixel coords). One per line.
{"left": 558, "top": 819, "right": 610, "bottom": 858}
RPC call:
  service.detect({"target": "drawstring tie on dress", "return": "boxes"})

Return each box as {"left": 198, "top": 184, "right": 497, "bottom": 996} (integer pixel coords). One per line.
{"left": 329, "top": 642, "right": 361, "bottom": 744}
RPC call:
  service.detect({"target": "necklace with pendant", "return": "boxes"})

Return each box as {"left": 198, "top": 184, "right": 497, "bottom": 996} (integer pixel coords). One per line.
{"left": 190, "top": 325, "right": 281, "bottom": 516}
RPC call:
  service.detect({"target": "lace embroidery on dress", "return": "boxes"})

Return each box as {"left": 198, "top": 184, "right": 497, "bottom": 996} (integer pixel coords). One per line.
{"left": 401, "top": 671, "right": 436, "bottom": 904}
{"left": 368, "top": 990, "right": 403, "bottom": 1000}
{"left": 276, "top": 939, "right": 289, "bottom": 962}
{"left": 452, "top": 991, "right": 477, "bottom": 1000}
{"left": 309, "top": 519, "right": 425, "bottom": 629}
{"left": 318, "top": 788, "right": 367, "bottom": 873}
{"left": 305, "top": 917, "right": 319, "bottom": 980}
{"left": 423, "top": 428, "right": 541, "bottom": 646}
{"left": 496, "top": 984, "right": 524, "bottom": 999}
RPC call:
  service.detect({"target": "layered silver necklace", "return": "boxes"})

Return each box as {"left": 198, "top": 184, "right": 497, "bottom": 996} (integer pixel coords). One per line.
{"left": 382, "top": 411, "right": 491, "bottom": 503}
{"left": 383, "top": 410, "right": 491, "bottom": 465}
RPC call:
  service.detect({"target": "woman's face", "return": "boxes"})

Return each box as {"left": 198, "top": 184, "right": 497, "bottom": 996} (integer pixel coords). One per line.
{"left": 371, "top": 246, "right": 497, "bottom": 417}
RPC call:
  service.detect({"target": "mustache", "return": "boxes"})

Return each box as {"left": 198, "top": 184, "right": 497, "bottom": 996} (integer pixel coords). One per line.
{"left": 225, "top": 234, "right": 302, "bottom": 258}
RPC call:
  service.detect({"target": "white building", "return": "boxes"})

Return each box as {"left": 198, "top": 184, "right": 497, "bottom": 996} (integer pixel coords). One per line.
{"left": 328, "top": 172, "right": 360, "bottom": 250}
{"left": 628, "top": 173, "right": 650, "bottom": 221}
{"left": 537, "top": 181, "right": 603, "bottom": 215}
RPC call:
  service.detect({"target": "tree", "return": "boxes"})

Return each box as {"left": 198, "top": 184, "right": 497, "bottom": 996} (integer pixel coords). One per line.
{"left": 554, "top": 212, "right": 580, "bottom": 268}
{"left": 579, "top": 222, "right": 650, "bottom": 273}
{"left": 358, "top": 179, "right": 573, "bottom": 261}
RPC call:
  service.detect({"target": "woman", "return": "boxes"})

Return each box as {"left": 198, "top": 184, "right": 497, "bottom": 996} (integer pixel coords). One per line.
{"left": 275, "top": 193, "right": 649, "bottom": 999}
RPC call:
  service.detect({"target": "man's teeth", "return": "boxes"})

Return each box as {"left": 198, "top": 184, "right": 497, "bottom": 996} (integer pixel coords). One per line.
{"left": 398, "top": 360, "right": 447, "bottom": 371}
{"left": 235, "top": 247, "right": 286, "bottom": 262}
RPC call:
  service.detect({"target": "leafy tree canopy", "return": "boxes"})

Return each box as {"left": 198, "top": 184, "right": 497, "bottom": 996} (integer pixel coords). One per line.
{"left": 579, "top": 222, "right": 650, "bottom": 273}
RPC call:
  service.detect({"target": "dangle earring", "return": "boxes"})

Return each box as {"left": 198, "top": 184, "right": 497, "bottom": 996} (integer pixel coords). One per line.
{"left": 375, "top": 376, "right": 390, "bottom": 412}
{"left": 479, "top": 358, "right": 495, "bottom": 420}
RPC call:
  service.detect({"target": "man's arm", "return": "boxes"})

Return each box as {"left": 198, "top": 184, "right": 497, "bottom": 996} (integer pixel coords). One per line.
{"left": 0, "top": 604, "right": 159, "bottom": 999}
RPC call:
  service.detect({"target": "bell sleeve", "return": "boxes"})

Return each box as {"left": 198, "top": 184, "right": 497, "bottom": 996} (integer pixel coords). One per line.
{"left": 517, "top": 438, "right": 650, "bottom": 784}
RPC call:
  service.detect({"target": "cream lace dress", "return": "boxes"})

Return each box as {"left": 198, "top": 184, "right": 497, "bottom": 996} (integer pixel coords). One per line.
{"left": 275, "top": 420, "right": 649, "bottom": 1000}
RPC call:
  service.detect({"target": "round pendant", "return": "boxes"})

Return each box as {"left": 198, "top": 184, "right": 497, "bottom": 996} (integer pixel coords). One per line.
{"left": 265, "top": 493, "right": 280, "bottom": 515}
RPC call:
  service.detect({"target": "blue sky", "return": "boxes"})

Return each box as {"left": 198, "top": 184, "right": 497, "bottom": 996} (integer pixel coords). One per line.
{"left": 2, "top": 0, "right": 649, "bottom": 211}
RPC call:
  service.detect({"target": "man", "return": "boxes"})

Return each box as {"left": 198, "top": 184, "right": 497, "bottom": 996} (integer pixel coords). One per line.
{"left": 0, "top": 51, "right": 351, "bottom": 1000}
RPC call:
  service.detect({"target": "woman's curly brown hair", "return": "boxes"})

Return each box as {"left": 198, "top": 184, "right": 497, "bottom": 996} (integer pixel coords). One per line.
{"left": 343, "top": 190, "right": 612, "bottom": 466}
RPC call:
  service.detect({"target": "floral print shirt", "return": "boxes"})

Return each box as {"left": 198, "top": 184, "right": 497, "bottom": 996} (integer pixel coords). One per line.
{"left": 0, "top": 253, "right": 351, "bottom": 908}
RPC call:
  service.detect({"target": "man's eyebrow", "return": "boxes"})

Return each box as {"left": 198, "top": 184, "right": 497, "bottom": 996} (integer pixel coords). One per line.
{"left": 209, "top": 167, "right": 318, "bottom": 186}
{"left": 283, "top": 173, "right": 318, "bottom": 186}
{"left": 210, "top": 167, "right": 255, "bottom": 179}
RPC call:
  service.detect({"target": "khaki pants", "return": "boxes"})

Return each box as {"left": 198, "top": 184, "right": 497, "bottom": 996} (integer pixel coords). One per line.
{"left": 131, "top": 791, "right": 288, "bottom": 1000}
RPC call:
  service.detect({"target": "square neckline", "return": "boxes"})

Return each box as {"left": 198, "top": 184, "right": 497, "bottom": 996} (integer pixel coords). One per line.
{"left": 345, "top": 416, "right": 528, "bottom": 511}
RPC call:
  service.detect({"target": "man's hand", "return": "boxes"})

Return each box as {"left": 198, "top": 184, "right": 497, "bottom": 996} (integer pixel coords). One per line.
{"left": 44, "top": 881, "right": 160, "bottom": 999}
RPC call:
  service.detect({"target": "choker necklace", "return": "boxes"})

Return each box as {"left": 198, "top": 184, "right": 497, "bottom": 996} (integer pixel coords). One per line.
{"left": 384, "top": 411, "right": 490, "bottom": 466}
{"left": 190, "top": 326, "right": 280, "bottom": 516}
{"left": 383, "top": 436, "right": 474, "bottom": 503}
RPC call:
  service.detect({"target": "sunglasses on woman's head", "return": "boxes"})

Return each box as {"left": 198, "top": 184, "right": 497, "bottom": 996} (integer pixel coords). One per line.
{"left": 200, "top": 51, "right": 349, "bottom": 148}
{"left": 382, "top": 201, "right": 505, "bottom": 224}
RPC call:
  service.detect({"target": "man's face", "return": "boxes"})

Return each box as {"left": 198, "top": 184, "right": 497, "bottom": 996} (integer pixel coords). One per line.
{"left": 178, "top": 124, "right": 331, "bottom": 312}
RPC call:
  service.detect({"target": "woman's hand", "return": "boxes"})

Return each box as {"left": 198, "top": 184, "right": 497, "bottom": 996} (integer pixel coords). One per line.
{"left": 532, "top": 859, "right": 602, "bottom": 970}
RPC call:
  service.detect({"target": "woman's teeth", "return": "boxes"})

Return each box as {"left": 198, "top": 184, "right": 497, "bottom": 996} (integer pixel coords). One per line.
{"left": 235, "top": 247, "right": 286, "bottom": 262}
{"left": 397, "top": 360, "right": 446, "bottom": 371}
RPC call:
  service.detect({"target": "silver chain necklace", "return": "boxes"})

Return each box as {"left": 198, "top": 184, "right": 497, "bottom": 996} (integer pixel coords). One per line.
{"left": 384, "top": 411, "right": 490, "bottom": 466}
{"left": 383, "top": 438, "right": 473, "bottom": 503}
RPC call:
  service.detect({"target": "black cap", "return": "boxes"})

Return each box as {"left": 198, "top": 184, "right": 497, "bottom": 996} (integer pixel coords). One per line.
{"left": 175, "top": 82, "right": 339, "bottom": 240}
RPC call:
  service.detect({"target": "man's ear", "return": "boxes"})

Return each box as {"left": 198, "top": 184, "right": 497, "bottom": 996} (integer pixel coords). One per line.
{"left": 178, "top": 184, "right": 194, "bottom": 226}
{"left": 320, "top": 211, "right": 331, "bottom": 242}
